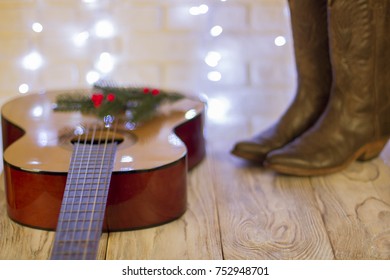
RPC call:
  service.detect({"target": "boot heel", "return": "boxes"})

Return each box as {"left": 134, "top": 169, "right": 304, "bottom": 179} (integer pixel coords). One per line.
{"left": 358, "top": 139, "right": 389, "bottom": 161}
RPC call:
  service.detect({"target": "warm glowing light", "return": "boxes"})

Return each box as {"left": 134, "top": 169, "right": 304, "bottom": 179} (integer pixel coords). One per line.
{"left": 96, "top": 52, "right": 114, "bottom": 73}
{"left": 207, "top": 97, "right": 231, "bottom": 123}
{"left": 185, "top": 109, "right": 197, "bottom": 120}
{"left": 32, "top": 22, "right": 43, "bottom": 33}
{"left": 207, "top": 71, "right": 222, "bottom": 82}
{"left": 274, "top": 36, "right": 287, "bottom": 47}
{"left": 168, "top": 133, "right": 184, "bottom": 147}
{"left": 38, "top": 131, "right": 49, "bottom": 146}
{"left": 189, "top": 4, "right": 209, "bottom": 15}
{"left": 73, "top": 31, "right": 89, "bottom": 47}
{"left": 121, "top": 156, "right": 133, "bottom": 163}
{"left": 22, "top": 51, "right": 43, "bottom": 70}
{"left": 86, "top": 71, "right": 101, "bottom": 84}
{"left": 32, "top": 106, "right": 43, "bottom": 117}
{"left": 210, "top": 25, "right": 223, "bottom": 37}
{"left": 19, "top": 83, "right": 29, "bottom": 94}
{"left": 94, "top": 20, "right": 115, "bottom": 38}
{"left": 205, "top": 51, "right": 222, "bottom": 67}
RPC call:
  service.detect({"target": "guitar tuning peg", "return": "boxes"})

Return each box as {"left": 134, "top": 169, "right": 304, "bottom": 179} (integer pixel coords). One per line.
{"left": 104, "top": 115, "right": 115, "bottom": 128}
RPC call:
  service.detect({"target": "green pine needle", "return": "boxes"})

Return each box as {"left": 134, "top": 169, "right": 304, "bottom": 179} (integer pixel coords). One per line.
{"left": 53, "top": 84, "right": 184, "bottom": 123}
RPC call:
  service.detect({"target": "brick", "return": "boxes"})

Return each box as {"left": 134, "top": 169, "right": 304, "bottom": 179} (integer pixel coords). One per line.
{"left": 0, "top": 34, "right": 30, "bottom": 60}
{"left": 0, "top": 6, "right": 34, "bottom": 34}
{"left": 250, "top": 1, "right": 290, "bottom": 33}
{"left": 40, "top": 63, "right": 79, "bottom": 89}
{"left": 163, "top": 63, "right": 199, "bottom": 91}
{"left": 122, "top": 33, "right": 200, "bottom": 62}
{"left": 110, "top": 62, "right": 162, "bottom": 86}
{"left": 213, "top": 4, "right": 248, "bottom": 32}
{"left": 249, "top": 46, "right": 295, "bottom": 88}
{"left": 165, "top": 5, "right": 210, "bottom": 31}
{"left": 115, "top": 4, "right": 162, "bottom": 32}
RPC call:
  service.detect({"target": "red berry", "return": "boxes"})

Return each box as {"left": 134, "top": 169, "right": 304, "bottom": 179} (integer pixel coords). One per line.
{"left": 107, "top": 93, "right": 115, "bottom": 102}
{"left": 91, "top": 93, "right": 104, "bottom": 108}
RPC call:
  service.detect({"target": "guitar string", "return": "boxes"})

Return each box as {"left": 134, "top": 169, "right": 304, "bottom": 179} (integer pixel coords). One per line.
{"left": 67, "top": 123, "right": 98, "bottom": 259}
{"left": 51, "top": 133, "right": 84, "bottom": 259}
{"left": 53, "top": 118, "right": 119, "bottom": 259}
{"left": 80, "top": 122, "right": 105, "bottom": 259}
{"left": 51, "top": 125, "right": 95, "bottom": 259}
{"left": 83, "top": 118, "right": 119, "bottom": 259}
{"left": 78, "top": 122, "right": 103, "bottom": 259}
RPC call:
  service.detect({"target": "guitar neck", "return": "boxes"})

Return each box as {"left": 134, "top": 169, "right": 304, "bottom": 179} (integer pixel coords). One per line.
{"left": 50, "top": 142, "right": 117, "bottom": 260}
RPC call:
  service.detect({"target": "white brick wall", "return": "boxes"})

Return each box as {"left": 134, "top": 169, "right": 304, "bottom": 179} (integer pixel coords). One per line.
{"left": 0, "top": 0, "right": 295, "bottom": 104}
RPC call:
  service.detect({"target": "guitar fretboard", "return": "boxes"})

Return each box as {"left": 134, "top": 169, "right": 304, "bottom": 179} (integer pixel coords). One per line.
{"left": 51, "top": 142, "right": 117, "bottom": 260}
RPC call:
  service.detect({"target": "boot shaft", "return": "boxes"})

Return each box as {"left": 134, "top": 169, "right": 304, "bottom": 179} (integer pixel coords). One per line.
{"left": 327, "top": 0, "right": 390, "bottom": 137}
{"left": 288, "top": 0, "right": 332, "bottom": 82}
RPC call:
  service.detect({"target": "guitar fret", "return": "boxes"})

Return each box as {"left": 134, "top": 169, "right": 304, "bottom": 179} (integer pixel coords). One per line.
{"left": 59, "top": 212, "right": 104, "bottom": 223}
{"left": 51, "top": 240, "right": 99, "bottom": 260}
{"left": 62, "top": 208, "right": 106, "bottom": 213}
{"left": 66, "top": 180, "right": 111, "bottom": 184}
{"left": 51, "top": 142, "right": 117, "bottom": 260}
{"left": 63, "top": 198, "right": 107, "bottom": 204}
{"left": 57, "top": 222, "right": 102, "bottom": 233}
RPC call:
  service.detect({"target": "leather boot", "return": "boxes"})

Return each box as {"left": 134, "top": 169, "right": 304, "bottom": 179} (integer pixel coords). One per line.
{"left": 265, "top": 0, "right": 390, "bottom": 176}
{"left": 231, "top": 0, "right": 332, "bottom": 163}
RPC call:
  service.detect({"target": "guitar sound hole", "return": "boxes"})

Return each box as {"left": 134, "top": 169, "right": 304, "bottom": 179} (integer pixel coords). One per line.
{"left": 71, "top": 130, "right": 124, "bottom": 145}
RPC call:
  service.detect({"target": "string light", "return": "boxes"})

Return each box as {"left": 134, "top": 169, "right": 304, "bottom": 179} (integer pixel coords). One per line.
{"left": 86, "top": 70, "right": 101, "bottom": 84}
{"left": 73, "top": 31, "right": 90, "bottom": 47}
{"left": 205, "top": 51, "right": 222, "bottom": 67}
{"left": 189, "top": 4, "right": 209, "bottom": 15}
{"left": 95, "top": 52, "right": 114, "bottom": 73}
{"left": 32, "top": 22, "right": 43, "bottom": 33}
{"left": 210, "top": 25, "right": 223, "bottom": 37}
{"left": 18, "top": 83, "right": 29, "bottom": 94}
{"left": 207, "top": 71, "right": 222, "bottom": 82}
{"left": 94, "top": 20, "right": 115, "bottom": 38}
{"left": 274, "top": 36, "right": 287, "bottom": 46}
{"left": 22, "top": 51, "right": 43, "bottom": 70}
{"left": 207, "top": 97, "right": 231, "bottom": 123}
{"left": 16, "top": 1, "right": 232, "bottom": 96}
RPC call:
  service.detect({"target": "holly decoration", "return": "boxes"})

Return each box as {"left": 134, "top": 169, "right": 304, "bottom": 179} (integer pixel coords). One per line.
{"left": 53, "top": 82, "right": 184, "bottom": 123}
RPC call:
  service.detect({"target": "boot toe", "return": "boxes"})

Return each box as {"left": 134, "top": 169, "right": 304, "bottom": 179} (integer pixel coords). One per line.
{"left": 264, "top": 150, "right": 314, "bottom": 175}
{"left": 231, "top": 141, "right": 269, "bottom": 163}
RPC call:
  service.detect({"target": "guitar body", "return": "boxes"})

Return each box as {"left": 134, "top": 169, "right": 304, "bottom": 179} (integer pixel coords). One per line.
{"left": 1, "top": 91, "right": 205, "bottom": 231}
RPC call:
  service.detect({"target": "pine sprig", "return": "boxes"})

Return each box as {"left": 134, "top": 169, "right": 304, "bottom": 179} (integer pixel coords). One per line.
{"left": 53, "top": 83, "right": 184, "bottom": 123}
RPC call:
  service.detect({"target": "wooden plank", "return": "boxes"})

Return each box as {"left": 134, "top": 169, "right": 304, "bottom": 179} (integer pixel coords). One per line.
{"left": 312, "top": 159, "right": 390, "bottom": 259}
{"left": 209, "top": 119, "right": 334, "bottom": 259}
{"left": 105, "top": 157, "right": 223, "bottom": 260}
{"left": 213, "top": 159, "right": 334, "bottom": 259}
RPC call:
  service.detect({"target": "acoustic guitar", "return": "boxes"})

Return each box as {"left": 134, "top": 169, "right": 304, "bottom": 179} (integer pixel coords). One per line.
{"left": 1, "top": 89, "right": 205, "bottom": 259}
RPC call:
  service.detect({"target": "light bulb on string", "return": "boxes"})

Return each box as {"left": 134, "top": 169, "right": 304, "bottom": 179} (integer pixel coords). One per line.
{"left": 32, "top": 22, "right": 43, "bottom": 33}
{"left": 73, "top": 31, "right": 90, "bottom": 47}
{"left": 94, "top": 20, "right": 115, "bottom": 38}
{"left": 19, "top": 83, "right": 29, "bottom": 94}
{"left": 210, "top": 25, "right": 223, "bottom": 37}
{"left": 22, "top": 51, "right": 43, "bottom": 71}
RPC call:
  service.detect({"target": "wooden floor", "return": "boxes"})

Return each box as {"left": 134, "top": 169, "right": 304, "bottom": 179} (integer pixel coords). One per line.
{"left": 1, "top": 101, "right": 390, "bottom": 260}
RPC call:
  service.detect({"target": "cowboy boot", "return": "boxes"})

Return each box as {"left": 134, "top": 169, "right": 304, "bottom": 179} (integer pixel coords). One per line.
{"left": 231, "top": 0, "right": 332, "bottom": 163}
{"left": 265, "top": 0, "right": 390, "bottom": 176}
